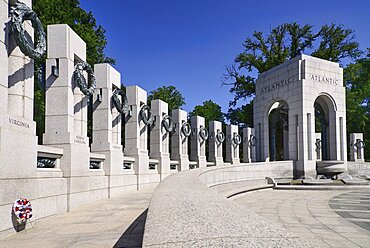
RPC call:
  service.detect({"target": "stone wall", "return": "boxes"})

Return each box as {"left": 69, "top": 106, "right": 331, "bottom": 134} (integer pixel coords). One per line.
{"left": 199, "top": 161, "right": 294, "bottom": 187}
{"left": 347, "top": 162, "right": 370, "bottom": 176}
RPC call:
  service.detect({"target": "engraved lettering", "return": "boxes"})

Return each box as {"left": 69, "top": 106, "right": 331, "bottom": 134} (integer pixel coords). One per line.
{"left": 259, "top": 76, "right": 294, "bottom": 94}
{"left": 311, "top": 74, "right": 339, "bottom": 86}
{"left": 74, "top": 135, "right": 86, "bottom": 144}
{"left": 8, "top": 118, "right": 30, "bottom": 128}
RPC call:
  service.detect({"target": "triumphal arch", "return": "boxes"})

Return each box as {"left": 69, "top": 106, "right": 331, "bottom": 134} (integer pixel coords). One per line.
{"left": 254, "top": 54, "right": 347, "bottom": 177}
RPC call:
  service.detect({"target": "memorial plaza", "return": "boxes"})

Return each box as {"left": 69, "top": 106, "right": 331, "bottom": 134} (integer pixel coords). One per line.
{"left": 0, "top": 1, "right": 369, "bottom": 247}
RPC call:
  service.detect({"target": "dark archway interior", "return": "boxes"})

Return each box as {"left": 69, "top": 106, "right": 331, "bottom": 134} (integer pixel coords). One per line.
{"left": 268, "top": 104, "right": 288, "bottom": 161}
{"left": 315, "top": 101, "right": 329, "bottom": 160}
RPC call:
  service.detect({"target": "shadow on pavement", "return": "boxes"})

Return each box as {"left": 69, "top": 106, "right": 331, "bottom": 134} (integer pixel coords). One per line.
{"left": 113, "top": 209, "right": 148, "bottom": 248}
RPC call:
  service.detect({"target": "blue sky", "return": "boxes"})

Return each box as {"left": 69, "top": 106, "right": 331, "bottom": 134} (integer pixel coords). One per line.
{"left": 79, "top": 0, "right": 370, "bottom": 113}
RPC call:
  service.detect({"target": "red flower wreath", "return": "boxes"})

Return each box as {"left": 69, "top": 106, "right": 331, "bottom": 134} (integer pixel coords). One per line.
{"left": 13, "top": 198, "right": 32, "bottom": 223}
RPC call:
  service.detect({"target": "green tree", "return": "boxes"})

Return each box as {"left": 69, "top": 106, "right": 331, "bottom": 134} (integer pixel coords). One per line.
{"left": 33, "top": 0, "right": 114, "bottom": 65}
{"left": 32, "top": 0, "right": 115, "bottom": 143}
{"left": 189, "top": 100, "right": 224, "bottom": 125}
{"left": 311, "top": 24, "right": 361, "bottom": 63}
{"left": 344, "top": 50, "right": 370, "bottom": 161}
{"left": 226, "top": 102, "right": 253, "bottom": 127}
{"left": 224, "top": 22, "right": 360, "bottom": 126}
{"left": 147, "top": 86, "right": 185, "bottom": 113}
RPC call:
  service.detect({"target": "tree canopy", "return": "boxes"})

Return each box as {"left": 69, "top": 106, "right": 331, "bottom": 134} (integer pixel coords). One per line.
{"left": 224, "top": 22, "right": 360, "bottom": 109}
{"left": 344, "top": 50, "right": 370, "bottom": 160}
{"left": 189, "top": 100, "right": 224, "bottom": 125}
{"left": 147, "top": 86, "right": 185, "bottom": 113}
{"left": 33, "top": 0, "right": 114, "bottom": 65}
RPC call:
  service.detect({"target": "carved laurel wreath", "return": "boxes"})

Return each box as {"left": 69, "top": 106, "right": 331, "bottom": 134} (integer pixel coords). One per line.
{"left": 112, "top": 88, "right": 130, "bottom": 115}
{"left": 10, "top": 1, "right": 46, "bottom": 60}
{"left": 216, "top": 130, "right": 225, "bottom": 143}
{"left": 140, "top": 105, "right": 154, "bottom": 126}
{"left": 199, "top": 126, "right": 209, "bottom": 141}
{"left": 162, "top": 115, "right": 173, "bottom": 133}
{"left": 73, "top": 62, "right": 96, "bottom": 96}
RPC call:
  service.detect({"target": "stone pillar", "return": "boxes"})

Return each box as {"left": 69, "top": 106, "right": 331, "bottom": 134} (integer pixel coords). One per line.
{"left": 0, "top": 0, "right": 9, "bottom": 115}
{"left": 150, "top": 99, "right": 171, "bottom": 180}
{"left": 190, "top": 116, "right": 207, "bottom": 168}
{"left": 43, "top": 24, "right": 89, "bottom": 173}
{"left": 91, "top": 64, "right": 126, "bottom": 197}
{"left": 242, "top": 127, "right": 255, "bottom": 163}
{"left": 350, "top": 133, "right": 365, "bottom": 162}
{"left": 208, "top": 121, "right": 223, "bottom": 166}
{"left": 225, "top": 124, "right": 240, "bottom": 165}
{"left": 0, "top": 0, "right": 37, "bottom": 180}
{"left": 8, "top": 0, "right": 34, "bottom": 119}
{"left": 315, "top": 133, "right": 322, "bottom": 161}
{"left": 43, "top": 24, "right": 108, "bottom": 210}
{"left": 170, "top": 109, "right": 189, "bottom": 171}
{"left": 124, "top": 85, "right": 159, "bottom": 189}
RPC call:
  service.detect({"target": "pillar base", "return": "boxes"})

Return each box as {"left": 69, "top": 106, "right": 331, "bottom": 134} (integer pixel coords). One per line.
{"left": 0, "top": 114, "right": 37, "bottom": 179}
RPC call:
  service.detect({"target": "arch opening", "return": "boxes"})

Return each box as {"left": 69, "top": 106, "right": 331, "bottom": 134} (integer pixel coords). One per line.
{"left": 314, "top": 94, "right": 336, "bottom": 161}
{"left": 268, "top": 101, "right": 289, "bottom": 161}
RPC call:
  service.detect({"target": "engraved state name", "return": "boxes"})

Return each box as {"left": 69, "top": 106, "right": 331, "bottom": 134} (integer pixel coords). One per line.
{"left": 74, "top": 135, "right": 86, "bottom": 144}
{"left": 9, "top": 118, "right": 30, "bottom": 128}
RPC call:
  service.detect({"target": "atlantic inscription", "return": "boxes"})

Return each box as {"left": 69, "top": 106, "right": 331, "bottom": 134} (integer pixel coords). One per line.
{"left": 310, "top": 74, "right": 339, "bottom": 85}
{"left": 260, "top": 77, "right": 293, "bottom": 94}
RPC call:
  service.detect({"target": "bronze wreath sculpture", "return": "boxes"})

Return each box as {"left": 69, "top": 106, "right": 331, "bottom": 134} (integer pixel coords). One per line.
{"left": 112, "top": 88, "right": 130, "bottom": 115}
{"left": 249, "top": 135, "right": 257, "bottom": 147}
{"left": 181, "top": 122, "right": 191, "bottom": 137}
{"left": 199, "top": 126, "right": 209, "bottom": 141}
{"left": 10, "top": 1, "right": 46, "bottom": 60}
{"left": 354, "top": 140, "right": 365, "bottom": 149}
{"left": 162, "top": 115, "right": 174, "bottom": 133}
{"left": 73, "top": 62, "right": 96, "bottom": 96}
{"left": 140, "top": 105, "right": 154, "bottom": 126}
{"left": 233, "top": 133, "right": 242, "bottom": 145}
{"left": 216, "top": 130, "right": 225, "bottom": 143}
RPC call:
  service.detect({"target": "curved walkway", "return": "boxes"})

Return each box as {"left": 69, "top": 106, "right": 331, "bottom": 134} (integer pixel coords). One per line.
{"left": 143, "top": 166, "right": 327, "bottom": 247}
{"left": 330, "top": 191, "right": 370, "bottom": 231}
{"left": 0, "top": 186, "right": 155, "bottom": 248}
{"left": 233, "top": 189, "right": 370, "bottom": 248}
